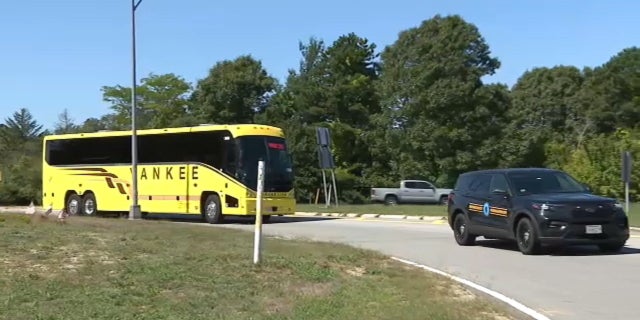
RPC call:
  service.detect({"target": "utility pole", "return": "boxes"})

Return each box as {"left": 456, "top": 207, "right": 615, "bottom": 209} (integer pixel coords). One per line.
{"left": 129, "top": 0, "right": 143, "bottom": 220}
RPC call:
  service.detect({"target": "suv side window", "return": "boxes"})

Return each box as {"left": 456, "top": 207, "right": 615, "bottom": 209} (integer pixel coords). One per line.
{"left": 468, "top": 174, "right": 491, "bottom": 194}
{"left": 489, "top": 174, "right": 510, "bottom": 194}
{"left": 454, "top": 174, "right": 474, "bottom": 191}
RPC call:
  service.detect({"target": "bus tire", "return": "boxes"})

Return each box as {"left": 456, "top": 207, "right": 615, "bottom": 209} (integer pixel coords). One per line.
{"left": 66, "top": 193, "right": 83, "bottom": 216}
{"left": 203, "top": 194, "right": 223, "bottom": 224}
{"left": 82, "top": 192, "right": 97, "bottom": 216}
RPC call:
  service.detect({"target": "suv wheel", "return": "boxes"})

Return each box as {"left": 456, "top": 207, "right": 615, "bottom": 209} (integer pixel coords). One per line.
{"left": 453, "top": 214, "right": 476, "bottom": 246}
{"left": 515, "top": 217, "right": 541, "bottom": 255}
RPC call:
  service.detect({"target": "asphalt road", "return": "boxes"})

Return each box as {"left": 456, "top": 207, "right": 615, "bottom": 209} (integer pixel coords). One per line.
{"left": 157, "top": 214, "right": 640, "bottom": 320}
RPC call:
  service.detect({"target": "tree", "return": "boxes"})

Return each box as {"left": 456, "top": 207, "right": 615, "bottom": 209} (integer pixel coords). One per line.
{"left": 0, "top": 108, "right": 44, "bottom": 153}
{"left": 101, "top": 73, "right": 193, "bottom": 129}
{"left": 255, "top": 40, "right": 327, "bottom": 202}
{"left": 376, "top": 14, "right": 504, "bottom": 186}
{"left": 581, "top": 47, "right": 640, "bottom": 133}
{"left": 54, "top": 108, "right": 80, "bottom": 134}
{"left": 257, "top": 34, "right": 383, "bottom": 203}
{"left": 0, "top": 108, "right": 45, "bottom": 205}
{"left": 556, "top": 129, "right": 640, "bottom": 200}
{"left": 500, "top": 66, "right": 586, "bottom": 167}
{"left": 191, "top": 55, "right": 277, "bottom": 124}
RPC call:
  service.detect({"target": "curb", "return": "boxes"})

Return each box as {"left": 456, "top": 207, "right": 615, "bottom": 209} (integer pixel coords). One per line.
{"left": 293, "top": 211, "right": 448, "bottom": 222}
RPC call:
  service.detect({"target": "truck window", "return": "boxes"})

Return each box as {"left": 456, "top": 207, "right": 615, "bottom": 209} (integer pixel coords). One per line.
{"left": 404, "top": 181, "right": 417, "bottom": 188}
{"left": 414, "top": 182, "right": 433, "bottom": 189}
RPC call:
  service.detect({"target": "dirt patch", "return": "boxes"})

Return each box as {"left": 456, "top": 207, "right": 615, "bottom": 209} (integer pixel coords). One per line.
{"left": 263, "top": 297, "right": 294, "bottom": 315}
{"left": 450, "top": 285, "right": 476, "bottom": 301}
{"left": 294, "top": 282, "right": 334, "bottom": 297}
{"left": 434, "top": 283, "right": 476, "bottom": 302}
{"left": 345, "top": 266, "right": 366, "bottom": 277}
{"left": 480, "top": 311, "right": 515, "bottom": 320}
{"left": 0, "top": 245, "right": 119, "bottom": 277}
{"left": 1, "top": 257, "right": 51, "bottom": 276}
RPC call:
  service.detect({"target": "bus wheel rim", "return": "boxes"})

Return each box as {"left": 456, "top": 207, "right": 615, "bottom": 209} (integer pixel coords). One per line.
{"left": 69, "top": 199, "right": 79, "bottom": 215}
{"left": 85, "top": 199, "right": 95, "bottom": 215}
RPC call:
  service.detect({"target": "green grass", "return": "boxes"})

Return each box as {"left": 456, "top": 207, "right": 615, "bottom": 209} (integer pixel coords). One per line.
{"left": 296, "top": 203, "right": 448, "bottom": 216}
{"left": 0, "top": 213, "right": 520, "bottom": 320}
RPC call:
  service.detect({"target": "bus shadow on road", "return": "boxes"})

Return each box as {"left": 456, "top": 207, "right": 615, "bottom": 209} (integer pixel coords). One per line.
{"left": 475, "top": 238, "right": 640, "bottom": 256}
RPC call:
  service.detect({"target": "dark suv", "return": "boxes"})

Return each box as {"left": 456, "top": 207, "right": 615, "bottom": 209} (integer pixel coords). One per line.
{"left": 447, "top": 168, "right": 629, "bottom": 255}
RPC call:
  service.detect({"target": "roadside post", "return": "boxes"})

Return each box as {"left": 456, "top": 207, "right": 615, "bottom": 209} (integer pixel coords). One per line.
{"left": 622, "top": 151, "right": 632, "bottom": 213}
{"left": 253, "top": 160, "right": 265, "bottom": 265}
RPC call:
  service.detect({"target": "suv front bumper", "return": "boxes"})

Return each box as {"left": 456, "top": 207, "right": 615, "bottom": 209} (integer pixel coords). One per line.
{"left": 537, "top": 218, "right": 630, "bottom": 246}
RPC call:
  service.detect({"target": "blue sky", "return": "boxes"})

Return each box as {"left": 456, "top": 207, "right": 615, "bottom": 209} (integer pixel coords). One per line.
{"left": 1, "top": 0, "right": 638, "bottom": 130}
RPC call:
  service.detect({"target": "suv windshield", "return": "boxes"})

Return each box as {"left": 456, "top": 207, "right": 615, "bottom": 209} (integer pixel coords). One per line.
{"left": 507, "top": 171, "right": 588, "bottom": 195}
{"left": 236, "top": 136, "right": 294, "bottom": 192}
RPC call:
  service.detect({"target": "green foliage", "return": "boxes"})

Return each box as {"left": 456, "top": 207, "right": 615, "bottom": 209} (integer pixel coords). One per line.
{"left": 553, "top": 129, "right": 640, "bottom": 200}
{"left": 583, "top": 47, "right": 640, "bottom": 133}
{"left": 101, "top": 73, "right": 193, "bottom": 130}
{"left": 0, "top": 154, "right": 42, "bottom": 205}
{"left": 191, "top": 55, "right": 277, "bottom": 124}
{"left": 0, "top": 109, "right": 43, "bottom": 205}
{"left": 376, "top": 14, "right": 505, "bottom": 187}
{"left": 4, "top": 16, "right": 640, "bottom": 205}
{"left": 54, "top": 108, "right": 80, "bottom": 134}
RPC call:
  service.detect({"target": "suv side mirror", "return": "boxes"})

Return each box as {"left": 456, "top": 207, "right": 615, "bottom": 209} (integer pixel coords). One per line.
{"left": 582, "top": 184, "right": 592, "bottom": 192}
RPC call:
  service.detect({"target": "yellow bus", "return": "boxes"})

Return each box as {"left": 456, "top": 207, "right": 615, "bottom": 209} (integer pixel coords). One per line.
{"left": 41, "top": 124, "right": 295, "bottom": 223}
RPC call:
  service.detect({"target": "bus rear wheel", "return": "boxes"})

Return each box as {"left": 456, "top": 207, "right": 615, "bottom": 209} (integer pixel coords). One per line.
{"left": 203, "top": 194, "right": 223, "bottom": 224}
{"left": 82, "top": 192, "right": 97, "bottom": 216}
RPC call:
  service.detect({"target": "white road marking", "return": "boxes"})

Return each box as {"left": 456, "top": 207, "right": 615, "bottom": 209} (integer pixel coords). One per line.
{"left": 391, "top": 256, "right": 552, "bottom": 320}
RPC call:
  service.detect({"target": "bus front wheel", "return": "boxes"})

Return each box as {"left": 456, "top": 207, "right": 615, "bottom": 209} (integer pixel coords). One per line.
{"left": 66, "top": 193, "right": 83, "bottom": 216}
{"left": 203, "top": 194, "right": 223, "bottom": 224}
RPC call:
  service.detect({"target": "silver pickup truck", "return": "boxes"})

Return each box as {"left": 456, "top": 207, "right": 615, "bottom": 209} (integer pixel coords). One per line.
{"left": 370, "top": 180, "right": 452, "bottom": 205}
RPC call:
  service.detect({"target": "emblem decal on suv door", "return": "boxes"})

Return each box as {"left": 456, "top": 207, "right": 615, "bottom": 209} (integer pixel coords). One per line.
{"left": 483, "top": 202, "right": 490, "bottom": 216}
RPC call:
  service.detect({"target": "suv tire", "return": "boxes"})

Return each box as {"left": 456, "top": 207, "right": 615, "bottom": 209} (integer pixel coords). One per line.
{"left": 453, "top": 213, "right": 476, "bottom": 246}
{"left": 515, "top": 217, "right": 541, "bottom": 255}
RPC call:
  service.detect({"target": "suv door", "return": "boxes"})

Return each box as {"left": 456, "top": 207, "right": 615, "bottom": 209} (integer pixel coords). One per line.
{"left": 465, "top": 173, "right": 492, "bottom": 227}
{"left": 486, "top": 173, "right": 512, "bottom": 231}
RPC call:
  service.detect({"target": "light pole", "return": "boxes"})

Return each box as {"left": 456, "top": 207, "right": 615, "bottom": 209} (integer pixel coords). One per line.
{"left": 129, "top": 0, "right": 143, "bottom": 220}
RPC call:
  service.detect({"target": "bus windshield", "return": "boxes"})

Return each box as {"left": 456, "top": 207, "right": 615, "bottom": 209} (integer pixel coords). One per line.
{"left": 236, "top": 136, "right": 294, "bottom": 192}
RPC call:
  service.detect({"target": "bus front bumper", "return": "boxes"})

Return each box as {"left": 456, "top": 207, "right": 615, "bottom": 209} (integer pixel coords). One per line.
{"left": 245, "top": 197, "right": 296, "bottom": 216}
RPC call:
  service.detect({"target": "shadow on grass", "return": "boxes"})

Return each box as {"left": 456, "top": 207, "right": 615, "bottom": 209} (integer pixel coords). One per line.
{"left": 122, "top": 213, "right": 340, "bottom": 225}
{"left": 475, "top": 238, "right": 640, "bottom": 256}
